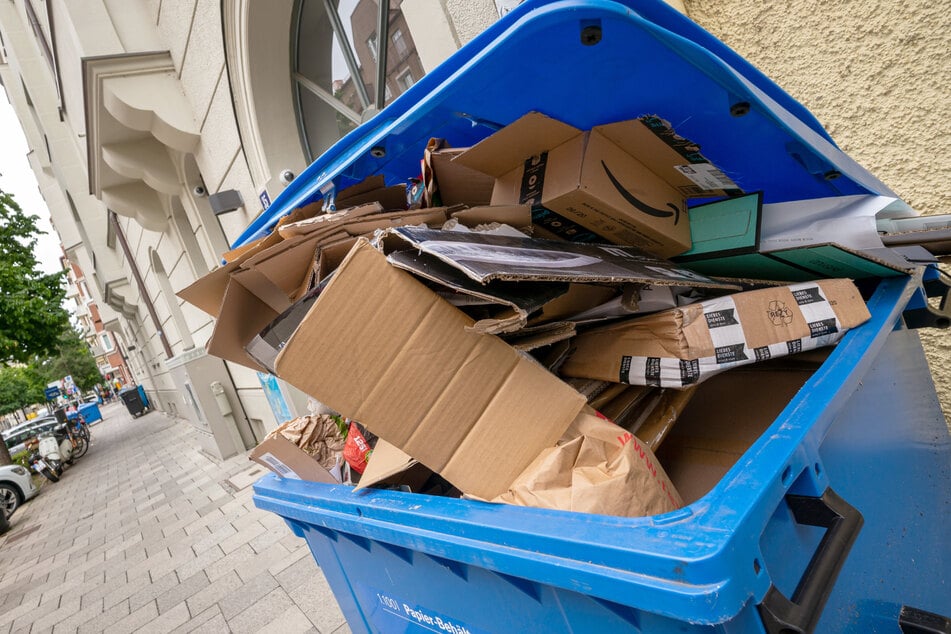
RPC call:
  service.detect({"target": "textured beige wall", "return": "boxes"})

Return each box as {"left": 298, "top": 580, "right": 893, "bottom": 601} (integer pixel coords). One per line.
{"left": 685, "top": 0, "right": 951, "bottom": 421}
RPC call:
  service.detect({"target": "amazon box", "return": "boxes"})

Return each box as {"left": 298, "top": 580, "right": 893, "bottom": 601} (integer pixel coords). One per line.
{"left": 560, "top": 278, "right": 871, "bottom": 388}
{"left": 454, "top": 112, "right": 741, "bottom": 258}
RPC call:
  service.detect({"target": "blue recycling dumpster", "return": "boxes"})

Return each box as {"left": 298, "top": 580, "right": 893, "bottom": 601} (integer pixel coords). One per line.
{"left": 77, "top": 402, "right": 102, "bottom": 424}
{"left": 65, "top": 403, "right": 101, "bottom": 423}
{"left": 249, "top": 1, "right": 950, "bottom": 632}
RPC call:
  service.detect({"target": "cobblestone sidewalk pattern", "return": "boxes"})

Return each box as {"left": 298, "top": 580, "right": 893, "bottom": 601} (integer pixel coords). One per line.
{"left": 0, "top": 402, "right": 349, "bottom": 634}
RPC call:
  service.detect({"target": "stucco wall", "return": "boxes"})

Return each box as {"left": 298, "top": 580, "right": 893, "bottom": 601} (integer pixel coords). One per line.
{"left": 685, "top": 0, "right": 951, "bottom": 421}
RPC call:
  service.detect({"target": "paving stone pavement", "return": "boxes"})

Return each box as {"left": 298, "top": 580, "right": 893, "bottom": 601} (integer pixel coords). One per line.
{"left": 0, "top": 402, "right": 350, "bottom": 634}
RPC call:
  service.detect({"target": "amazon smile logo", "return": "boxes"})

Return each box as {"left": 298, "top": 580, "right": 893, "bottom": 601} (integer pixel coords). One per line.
{"left": 601, "top": 160, "right": 681, "bottom": 224}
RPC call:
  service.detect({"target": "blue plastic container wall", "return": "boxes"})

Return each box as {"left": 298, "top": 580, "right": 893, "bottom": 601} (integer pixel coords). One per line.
{"left": 249, "top": 1, "right": 950, "bottom": 632}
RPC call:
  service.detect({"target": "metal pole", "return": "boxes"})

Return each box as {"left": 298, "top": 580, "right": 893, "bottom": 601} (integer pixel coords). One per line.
{"left": 374, "top": 0, "right": 391, "bottom": 112}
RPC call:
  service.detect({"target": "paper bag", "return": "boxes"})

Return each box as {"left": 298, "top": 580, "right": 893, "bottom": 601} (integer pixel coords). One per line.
{"left": 493, "top": 407, "right": 683, "bottom": 517}
{"left": 265, "top": 414, "right": 346, "bottom": 470}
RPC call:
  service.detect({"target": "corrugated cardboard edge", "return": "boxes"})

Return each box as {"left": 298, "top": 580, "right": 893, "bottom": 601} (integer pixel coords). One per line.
{"left": 249, "top": 436, "right": 340, "bottom": 483}
{"left": 356, "top": 439, "right": 417, "bottom": 489}
{"left": 273, "top": 238, "right": 587, "bottom": 499}
{"left": 453, "top": 112, "right": 581, "bottom": 177}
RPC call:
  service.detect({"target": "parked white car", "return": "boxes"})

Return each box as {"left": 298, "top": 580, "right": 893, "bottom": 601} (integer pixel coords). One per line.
{"left": 0, "top": 463, "right": 39, "bottom": 518}
{"left": 3, "top": 416, "right": 59, "bottom": 457}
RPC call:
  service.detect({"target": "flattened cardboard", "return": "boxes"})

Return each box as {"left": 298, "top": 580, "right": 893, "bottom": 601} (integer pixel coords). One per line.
{"left": 176, "top": 260, "right": 242, "bottom": 317}
{"left": 455, "top": 112, "right": 740, "bottom": 257}
{"left": 450, "top": 204, "right": 532, "bottom": 229}
{"left": 768, "top": 244, "right": 910, "bottom": 278}
{"left": 560, "top": 278, "right": 871, "bottom": 388}
{"left": 222, "top": 201, "right": 321, "bottom": 262}
{"left": 386, "top": 227, "right": 740, "bottom": 289}
{"left": 530, "top": 285, "right": 617, "bottom": 324}
{"left": 206, "top": 281, "right": 277, "bottom": 372}
{"left": 249, "top": 436, "right": 339, "bottom": 483}
{"left": 332, "top": 174, "right": 407, "bottom": 211}
{"left": 278, "top": 203, "right": 385, "bottom": 238}
{"left": 273, "top": 239, "right": 587, "bottom": 499}
{"left": 357, "top": 439, "right": 417, "bottom": 489}
{"left": 503, "top": 322, "right": 576, "bottom": 351}
{"left": 387, "top": 250, "right": 569, "bottom": 334}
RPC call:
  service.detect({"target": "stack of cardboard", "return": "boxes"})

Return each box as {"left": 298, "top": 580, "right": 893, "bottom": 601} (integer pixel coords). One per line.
{"left": 180, "top": 112, "right": 872, "bottom": 518}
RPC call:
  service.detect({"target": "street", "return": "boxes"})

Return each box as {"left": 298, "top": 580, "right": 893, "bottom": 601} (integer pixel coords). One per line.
{"left": 0, "top": 402, "right": 348, "bottom": 633}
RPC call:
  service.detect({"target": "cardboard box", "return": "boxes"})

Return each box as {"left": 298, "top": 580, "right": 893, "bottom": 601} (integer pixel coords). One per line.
{"left": 422, "top": 139, "right": 495, "bottom": 207}
{"left": 454, "top": 112, "right": 741, "bottom": 257}
{"left": 271, "top": 239, "right": 588, "bottom": 500}
{"left": 560, "top": 278, "right": 871, "bottom": 388}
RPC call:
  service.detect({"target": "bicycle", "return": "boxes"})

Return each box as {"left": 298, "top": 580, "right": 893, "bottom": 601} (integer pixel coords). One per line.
{"left": 71, "top": 414, "right": 91, "bottom": 443}
{"left": 64, "top": 422, "right": 88, "bottom": 459}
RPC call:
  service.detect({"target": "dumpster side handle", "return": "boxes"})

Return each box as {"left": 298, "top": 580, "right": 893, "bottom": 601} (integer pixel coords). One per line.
{"left": 902, "top": 266, "right": 951, "bottom": 330}
{"left": 757, "top": 488, "right": 864, "bottom": 634}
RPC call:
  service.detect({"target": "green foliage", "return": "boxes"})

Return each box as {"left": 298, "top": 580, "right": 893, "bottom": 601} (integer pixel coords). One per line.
{"left": 0, "top": 189, "right": 71, "bottom": 363}
{"left": 0, "top": 364, "right": 45, "bottom": 417}
{"left": 40, "top": 328, "right": 104, "bottom": 393}
{"left": 10, "top": 450, "right": 30, "bottom": 470}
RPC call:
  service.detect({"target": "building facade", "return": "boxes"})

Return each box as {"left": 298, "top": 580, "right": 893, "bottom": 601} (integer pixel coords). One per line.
{"left": 62, "top": 254, "right": 134, "bottom": 389}
{"left": 0, "top": 0, "right": 945, "bottom": 461}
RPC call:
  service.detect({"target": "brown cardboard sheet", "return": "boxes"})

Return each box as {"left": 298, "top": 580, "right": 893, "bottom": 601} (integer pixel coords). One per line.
{"left": 656, "top": 365, "right": 815, "bottom": 504}
{"left": 272, "top": 239, "right": 588, "bottom": 499}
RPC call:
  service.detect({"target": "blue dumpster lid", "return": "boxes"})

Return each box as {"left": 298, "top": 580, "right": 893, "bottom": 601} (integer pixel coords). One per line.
{"left": 233, "top": 0, "right": 900, "bottom": 249}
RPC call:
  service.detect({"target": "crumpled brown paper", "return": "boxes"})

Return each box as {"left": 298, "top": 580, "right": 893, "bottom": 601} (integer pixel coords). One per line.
{"left": 492, "top": 406, "right": 683, "bottom": 517}
{"left": 265, "top": 414, "right": 346, "bottom": 470}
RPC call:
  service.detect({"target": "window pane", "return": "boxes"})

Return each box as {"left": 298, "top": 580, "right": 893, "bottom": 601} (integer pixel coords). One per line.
{"left": 293, "top": 0, "right": 428, "bottom": 162}
{"left": 298, "top": 87, "right": 358, "bottom": 159}
{"left": 380, "top": 3, "right": 425, "bottom": 107}
{"left": 295, "top": 0, "right": 367, "bottom": 160}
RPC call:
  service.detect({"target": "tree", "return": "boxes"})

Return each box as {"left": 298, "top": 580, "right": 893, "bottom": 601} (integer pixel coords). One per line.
{"left": 0, "top": 189, "right": 71, "bottom": 363}
{"left": 0, "top": 189, "right": 71, "bottom": 464}
{"left": 0, "top": 364, "right": 46, "bottom": 418}
{"left": 41, "top": 328, "right": 104, "bottom": 393}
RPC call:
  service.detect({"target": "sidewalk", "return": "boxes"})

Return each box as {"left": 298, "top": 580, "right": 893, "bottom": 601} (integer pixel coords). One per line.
{"left": 0, "top": 402, "right": 348, "bottom": 634}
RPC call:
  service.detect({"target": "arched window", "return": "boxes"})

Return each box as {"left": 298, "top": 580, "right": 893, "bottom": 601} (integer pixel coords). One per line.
{"left": 291, "top": 0, "right": 427, "bottom": 162}
{"left": 224, "top": 1, "right": 490, "bottom": 198}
